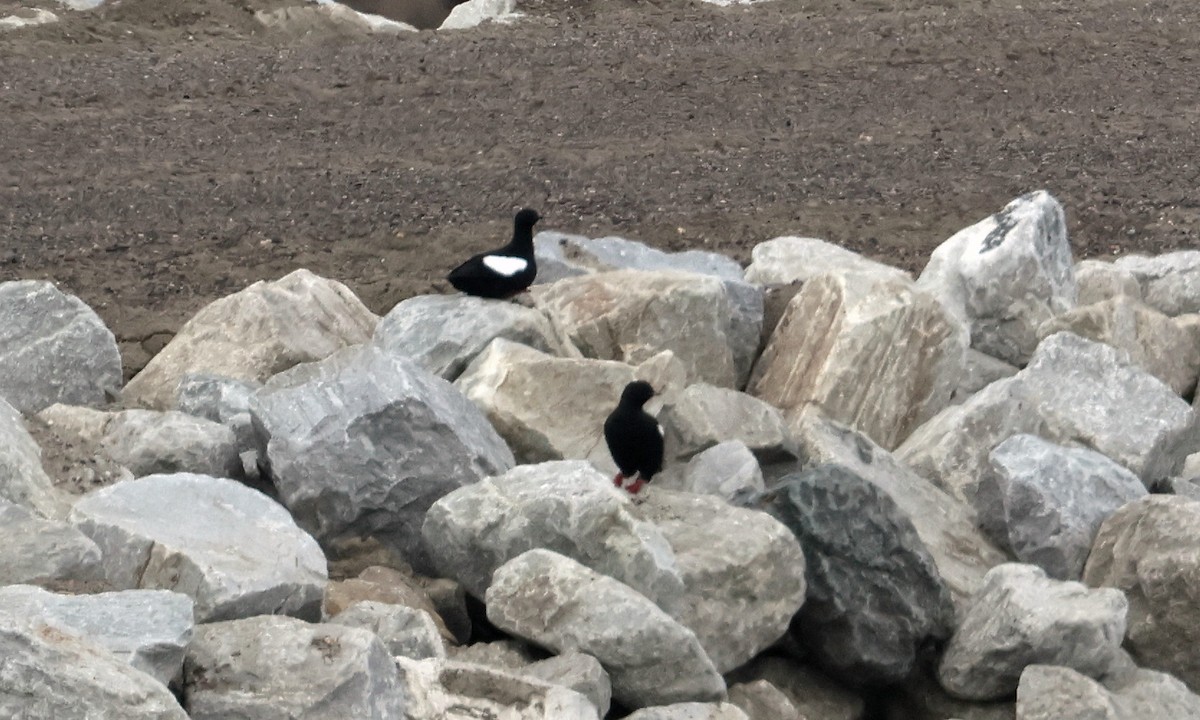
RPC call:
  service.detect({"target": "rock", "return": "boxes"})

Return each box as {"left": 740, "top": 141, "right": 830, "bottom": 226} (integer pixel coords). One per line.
{"left": 123, "top": 269, "right": 378, "bottom": 409}
{"left": 439, "top": 0, "right": 520, "bottom": 30}
{"left": 1037, "top": 296, "right": 1199, "bottom": 396}
{"left": 1159, "top": 475, "right": 1200, "bottom": 500}
{"left": 790, "top": 410, "right": 1007, "bottom": 615}
{"left": 255, "top": 3, "right": 418, "bottom": 35}
{"left": 886, "top": 670, "right": 1016, "bottom": 720}
{"left": 523, "top": 652, "right": 613, "bottom": 717}
{"left": 36, "top": 402, "right": 113, "bottom": 444}
{"left": 0, "top": 614, "right": 187, "bottom": 719}
{"left": 447, "top": 639, "right": 541, "bottom": 670}
{"left": 1017, "top": 664, "right": 1200, "bottom": 719}
{"left": 0, "top": 7, "right": 60, "bottom": 30}
{"left": 253, "top": 344, "right": 513, "bottom": 573}
{"left": 70, "top": 472, "right": 326, "bottom": 623}
{"left": 328, "top": 600, "right": 445, "bottom": 660}
{"left": 324, "top": 565, "right": 454, "bottom": 642}
{"left": 0, "top": 499, "right": 103, "bottom": 586}
{"left": 396, "top": 656, "right": 601, "bottom": 720}
{"left": 0, "top": 280, "right": 122, "bottom": 414}
{"left": 916, "top": 190, "right": 1077, "bottom": 365}
{"left": 1113, "top": 250, "right": 1200, "bottom": 316}
{"left": 898, "top": 332, "right": 1199, "bottom": 505}
{"left": 748, "top": 464, "right": 954, "bottom": 686}
{"left": 1185, "top": 452, "right": 1200, "bottom": 481}
{"left": 100, "top": 409, "right": 242, "bottom": 480}
{"left": 749, "top": 269, "right": 965, "bottom": 450}
{"left": 0, "top": 396, "right": 71, "bottom": 518}
{"left": 27, "top": 405, "right": 134, "bottom": 497}
{"left": 1075, "top": 259, "right": 1143, "bottom": 306}
{"left": 174, "top": 374, "right": 261, "bottom": 454}
{"left": 725, "top": 655, "right": 865, "bottom": 720}
{"left": 743, "top": 235, "right": 909, "bottom": 286}
{"left": 937, "top": 563, "right": 1127, "bottom": 701}
{"left": 422, "top": 460, "right": 685, "bottom": 608}
{"left": 636, "top": 490, "right": 806, "bottom": 673}
{"left": 658, "top": 383, "right": 793, "bottom": 462}
{"left": 533, "top": 269, "right": 739, "bottom": 387}
{"left": 184, "top": 615, "right": 407, "bottom": 719}
{"left": 1083, "top": 495, "right": 1200, "bottom": 689}
{"left": 727, "top": 681, "right": 802, "bottom": 720}
{"left": 979, "top": 435, "right": 1147, "bottom": 580}
{"left": 372, "top": 294, "right": 568, "bottom": 381}
{"left": 656, "top": 440, "right": 765, "bottom": 501}
{"left": 0, "top": 585, "right": 194, "bottom": 687}
{"left": 486, "top": 549, "right": 726, "bottom": 708}
{"left": 952, "top": 349, "right": 1019, "bottom": 404}
{"left": 624, "top": 703, "right": 750, "bottom": 720}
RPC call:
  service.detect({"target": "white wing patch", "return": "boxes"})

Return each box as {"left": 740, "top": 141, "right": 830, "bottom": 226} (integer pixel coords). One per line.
{"left": 482, "top": 255, "right": 528, "bottom": 277}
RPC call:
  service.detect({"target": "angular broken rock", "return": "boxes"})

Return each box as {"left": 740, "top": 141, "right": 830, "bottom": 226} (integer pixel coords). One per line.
{"left": 123, "top": 269, "right": 378, "bottom": 409}
{"left": 422, "top": 460, "right": 685, "bottom": 609}
{"left": 523, "top": 652, "right": 613, "bottom": 717}
{"left": 0, "top": 498, "right": 103, "bottom": 586}
{"left": 101, "top": 409, "right": 242, "bottom": 480}
{"left": 937, "top": 563, "right": 1127, "bottom": 701}
{"left": 743, "top": 235, "right": 909, "bottom": 286}
{"left": 655, "top": 440, "right": 766, "bottom": 501}
{"left": 174, "top": 373, "right": 261, "bottom": 454}
{"left": 727, "top": 681, "right": 802, "bottom": 720}
{"left": 533, "top": 269, "right": 739, "bottom": 387}
{"left": 1075, "top": 259, "right": 1144, "bottom": 306}
{"left": 747, "top": 464, "right": 955, "bottom": 686}
{"left": 396, "top": 656, "right": 601, "bottom": 720}
{"left": 624, "top": 703, "right": 750, "bottom": 720}
{"left": 725, "top": 655, "right": 865, "bottom": 720}
{"left": 658, "top": 383, "right": 793, "bottom": 462}
{"left": 0, "top": 279, "right": 122, "bottom": 414}
{"left": 0, "top": 396, "right": 72, "bottom": 519}
{"left": 327, "top": 600, "right": 445, "bottom": 660}
{"left": 185, "top": 615, "right": 407, "bottom": 720}
{"left": 253, "top": 344, "right": 514, "bottom": 573}
{"left": 1017, "top": 664, "right": 1200, "bottom": 720}
{"left": 1113, "top": 249, "right": 1200, "bottom": 317}
{"left": 0, "top": 585, "right": 194, "bottom": 687}
{"left": 486, "top": 549, "right": 726, "bottom": 709}
{"left": 372, "top": 293, "right": 568, "bottom": 381}
{"left": 749, "top": 269, "right": 965, "bottom": 451}
{"left": 1083, "top": 495, "right": 1200, "bottom": 690}
{"left": 70, "top": 473, "right": 327, "bottom": 623}
{"left": 979, "top": 434, "right": 1147, "bottom": 580}
{"left": 951, "top": 348, "right": 1018, "bottom": 404}
{"left": 916, "top": 190, "right": 1077, "bottom": 365}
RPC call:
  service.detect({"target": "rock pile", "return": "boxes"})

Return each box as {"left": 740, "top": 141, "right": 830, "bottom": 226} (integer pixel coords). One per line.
{"left": 1, "top": 190, "right": 1199, "bottom": 718}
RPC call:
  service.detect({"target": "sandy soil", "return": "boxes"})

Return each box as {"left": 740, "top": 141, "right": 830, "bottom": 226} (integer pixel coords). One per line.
{"left": 2, "top": 0, "right": 1198, "bottom": 378}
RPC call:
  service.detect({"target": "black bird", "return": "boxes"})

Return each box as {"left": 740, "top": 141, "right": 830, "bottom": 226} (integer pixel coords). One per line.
{"left": 603, "top": 380, "right": 664, "bottom": 495}
{"left": 447, "top": 208, "right": 540, "bottom": 299}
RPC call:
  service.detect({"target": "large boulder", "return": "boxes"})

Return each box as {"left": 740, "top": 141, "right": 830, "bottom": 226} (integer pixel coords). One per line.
{"left": 252, "top": 344, "right": 514, "bottom": 572}
{"left": 533, "top": 269, "right": 739, "bottom": 387}
{"left": 123, "top": 269, "right": 378, "bottom": 409}
{"left": 916, "top": 190, "right": 1077, "bottom": 365}
{"left": 658, "top": 383, "right": 794, "bottom": 462}
{"left": 1075, "top": 259, "right": 1143, "bottom": 306}
{"left": 979, "top": 434, "right": 1147, "bottom": 580}
{"left": 69, "top": 473, "right": 327, "bottom": 622}
{"left": 396, "top": 656, "right": 601, "bottom": 720}
{"left": 743, "top": 235, "right": 909, "bottom": 286}
{"left": 1113, "top": 250, "right": 1200, "bottom": 316}
{"left": 1083, "top": 495, "right": 1200, "bottom": 690}
{"left": 0, "top": 280, "right": 122, "bottom": 414}
{"left": 1017, "top": 664, "right": 1200, "bottom": 719}
{"left": 791, "top": 410, "right": 1007, "bottom": 614}
{"left": 0, "top": 397, "right": 72, "bottom": 518}
{"left": 0, "top": 498, "right": 103, "bottom": 586}
{"left": 748, "top": 269, "right": 965, "bottom": 450}
{"left": 0, "top": 585, "right": 194, "bottom": 687}
{"left": 174, "top": 374, "right": 261, "bottom": 455}
{"left": 184, "top": 615, "right": 407, "bottom": 719}
{"left": 938, "top": 563, "right": 1127, "bottom": 701}
{"left": 372, "top": 294, "right": 568, "bottom": 381}
{"left": 486, "top": 549, "right": 726, "bottom": 709}
{"left": 747, "top": 464, "right": 955, "bottom": 686}
{"left": 101, "top": 409, "right": 242, "bottom": 479}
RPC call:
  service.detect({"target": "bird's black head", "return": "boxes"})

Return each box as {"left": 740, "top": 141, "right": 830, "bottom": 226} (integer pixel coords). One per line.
{"left": 619, "top": 380, "right": 656, "bottom": 408}
{"left": 514, "top": 208, "right": 541, "bottom": 229}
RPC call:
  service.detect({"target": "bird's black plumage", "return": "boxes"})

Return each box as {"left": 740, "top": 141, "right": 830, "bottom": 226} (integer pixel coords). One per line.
{"left": 447, "top": 208, "right": 540, "bottom": 299}
{"left": 604, "top": 380, "right": 664, "bottom": 494}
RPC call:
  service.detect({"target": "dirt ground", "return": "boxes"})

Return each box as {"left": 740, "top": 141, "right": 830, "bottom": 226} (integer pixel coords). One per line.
{"left": 2, "top": 0, "right": 1198, "bottom": 379}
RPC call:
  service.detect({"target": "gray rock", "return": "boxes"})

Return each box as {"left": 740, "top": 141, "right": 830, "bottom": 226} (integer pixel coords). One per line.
{"left": 1159, "top": 475, "right": 1200, "bottom": 500}
{"left": 625, "top": 703, "right": 750, "bottom": 720}
{"left": 743, "top": 235, "right": 909, "bottom": 286}
{"left": 323, "top": 564, "right": 456, "bottom": 643}
{"left": 422, "top": 460, "right": 685, "bottom": 608}
{"left": 1075, "top": 259, "right": 1144, "bottom": 306}
{"left": 980, "top": 435, "right": 1147, "bottom": 580}
{"left": 748, "top": 463, "right": 955, "bottom": 686}
{"left": 328, "top": 600, "right": 446, "bottom": 660}
{"left": 0, "top": 498, "right": 103, "bottom": 586}
{"left": 656, "top": 440, "right": 765, "bottom": 501}
{"left": 174, "top": 374, "right": 261, "bottom": 453}
{"left": 397, "top": 656, "right": 602, "bottom": 720}
{"left": 101, "top": 409, "right": 242, "bottom": 479}
{"left": 447, "top": 639, "right": 541, "bottom": 670}
{"left": 0, "top": 396, "right": 72, "bottom": 518}
{"left": 636, "top": 489, "right": 806, "bottom": 673}
{"left": 70, "top": 472, "right": 326, "bottom": 623}
{"left": 916, "top": 190, "right": 1077, "bottom": 365}
{"left": 184, "top": 615, "right": 407, "bottom": 720}
{"left": 1083, "top": 495, "right": 1200, "bottom": 690}
{"left": 0, "top": 280, "right": 122, "bottom": 414}
{"left": 938, "top": 564, "right": 1127, "bottom": 701}
{"left": 1184, "top": 452, "right": 1200, "bottom": 481}
{"left": 524, "top": 652, "right": 612, "bottom": 717}
{"left": 725, "top": 655, "right": 865, "bottom": 720}
{"left": 372, "top": 294, "right": 567, "bottom": 381}
{"left": 791, "top": 410, "right": 1007, "bottom": 616}
{"left": 534, "top": 231, "right": 745, "bottom": 282}
{"left": 952, "top": 348, "right": 1019, "bottom": 404}
{"left": 486, "top": 549, "right": 726, "bottom": 709}
{"left": 253, "top": 344, "right": 514, "bottom": 573}
{"left": 1017, "top": 664, "right": 1200, "bottom": 720}
{"left": 658, "top": 383, "right": 794, "bottom": 462}
{"left": 1114, "top": 250, "right": 1200, "bottom": 316}
{"left": 124, "top": 269, "right": 378, "bottom": 409}
{"left": 36, "top": 402, "right": 113, "bottom": 444}
{"left": 887, "top": 670, "right": 1016, "bottom": 720}
{"left": 727, "top": 681, "right": 802, "bottom": 720}
{"left": 749, "top": 269, "right": 966, "bottom": 451}
{"left": 0, "top": 585, "right": 194, "bottom": 687}
{"left": 0, "top": 614, "right": 187, "bottom": 719}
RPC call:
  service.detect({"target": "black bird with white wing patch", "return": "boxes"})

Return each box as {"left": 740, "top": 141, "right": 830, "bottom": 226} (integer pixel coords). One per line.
{"left": 447, "top": 208, "right": 540, "bottom": 299}
{"left": 604, "top": 380, "right": 664, "bottom": 495}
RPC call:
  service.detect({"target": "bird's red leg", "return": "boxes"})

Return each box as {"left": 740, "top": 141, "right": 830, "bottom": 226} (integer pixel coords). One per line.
{"left": 627, "top": 475, "right": 646, "bottom": 494}
{"left": 613, "top": 473, "right": 625, "bottom": 489}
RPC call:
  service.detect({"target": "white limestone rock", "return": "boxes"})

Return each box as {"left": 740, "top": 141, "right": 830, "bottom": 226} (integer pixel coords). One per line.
{"left": 328, "top": 600, "right": 446, "bottom": 660}
{"left": 743, "top": 235, "right": 908, "bottom": 286}
{"left": 1114, "top": 250, "right": 1200, "bottom": 316}
{"left": 396, "top": 656, "right": 602, "bottom": 720}
{"left": 0, "top": 498, "right": 102, "bottom": 586}
{"left": 101, "top": 409, "right": 242, "bottom": 480}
